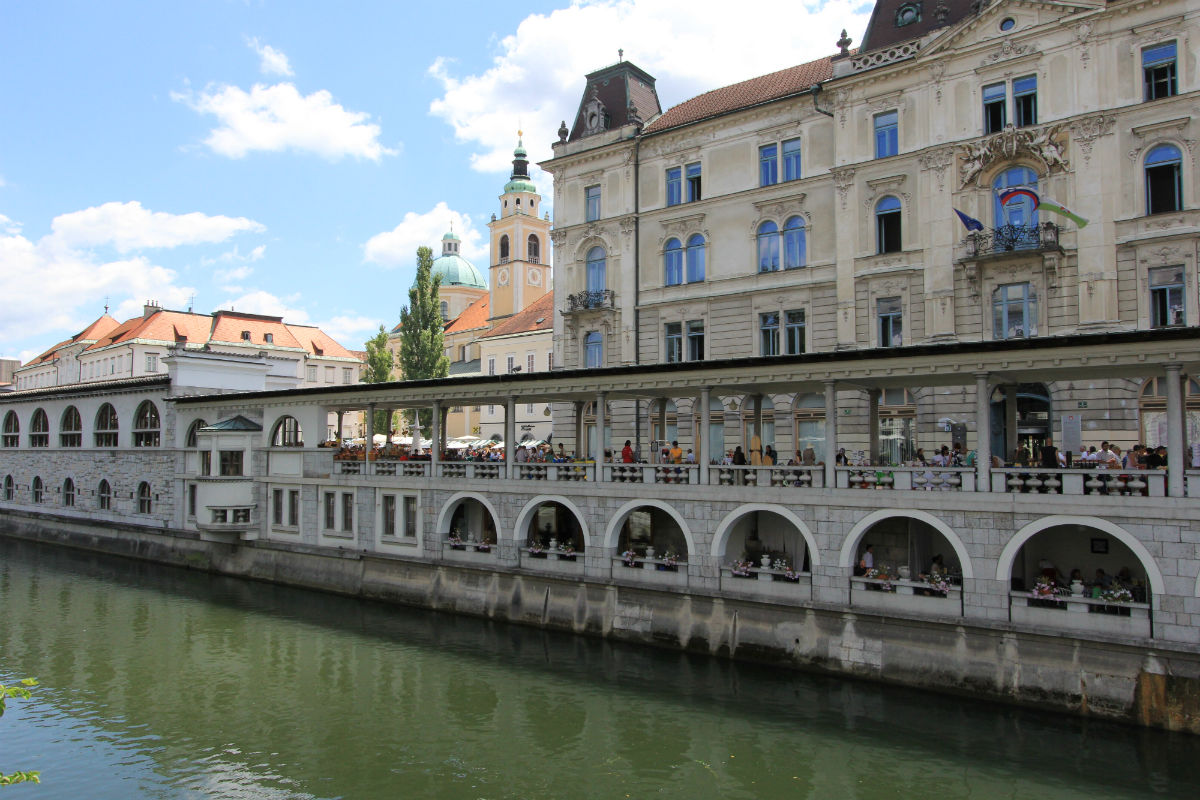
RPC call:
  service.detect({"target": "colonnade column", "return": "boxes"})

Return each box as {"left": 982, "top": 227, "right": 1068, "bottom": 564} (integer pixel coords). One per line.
{"left": 1004, "top": 384, "right": 1018, "bottom": 461}
{"left": 430, "top": 400, "right": 441, "bottom": 475}
{"left": 824, "top": 380, "right": 838, "bottom": 487}
{"left": 505, "top": 396, "right": 516, "bottom": 479}
{"left": 699, "top": 387, "right": 711, "bottom": 485}
{"left": 365, "top": 404, "right": 375, "bottom": 469}
{"left": 975, "top": 372, "right": 991, "bottom": 492}
{"left": 867, "top": 389, "right": 880, "bottom": 465}
{"left": 336, "top": 410, "right": 344, "bottom": 441}
{"left": 1165, "top": 364, "right": 1185, "bottom": 497}
{"left": 573, "top": 401, "right": 583, "bottom": 459}
{"left": 657, "top": 400, "right": 667, "bottom": 459}
{"left": 595, "top": 392, "right": 607, "bottom": 464}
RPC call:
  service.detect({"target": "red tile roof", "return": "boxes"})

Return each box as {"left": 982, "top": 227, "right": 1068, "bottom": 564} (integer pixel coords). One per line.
{"left": 87, "top": 310, "right": 213, "bottom": 351}
{"left": 480, "top": 292, "right": 554, "bottom": 339}
{"left": 211, "top": 312, "right": 304, "bottom": 349}
{"left": 643, "top": 57, "right": 834, "bottom": 134}
{"left": 445, "top": 296, "right": 491, "bottom": 335}
{"left": 23, "top": 314, "right": 120, "bottom": 366}
{"left": 286, "top": 325, "right": 357, "bottom": 359}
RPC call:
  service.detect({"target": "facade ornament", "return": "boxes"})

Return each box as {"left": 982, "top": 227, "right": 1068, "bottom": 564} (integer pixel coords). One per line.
{"left": 1127, "top": 118, "right": 1196, "bottom": 164}
{"left": 1068, "top": 114, "right": 1115, "bottom": 163}
{"left": 1075, "top": 20, "right": 1094, "bottom": 69}
{"left": 958, "top": 124, "right": 1070, "bottom": 188}
{"left": 918, "top": 147, "right": 955, "bottom": 191}
{"left": 928, "top": 62, "right": 947, "bottom": 104}
{"left": 549, "top": 228, "right": 567, "bottom": 248}
{"left": 832, "top": 167, "right": 856, "bottom": 209}
{"left": 557, "top": 120, "right": 569, "bottom": 143}
{"left": 836, "top": 30, "right": 852, "bottom": 59}
{"left": 934, "top": 1, "right": 950, "bottom": 26}
{"left": 619, "top": 216, "right": 637, "bottom": 235}
{"left": 981, "top": 38, "right": 1034, "bottom": 67}
{"left": 581, "top": 85, "right": 608, "bottom": 137}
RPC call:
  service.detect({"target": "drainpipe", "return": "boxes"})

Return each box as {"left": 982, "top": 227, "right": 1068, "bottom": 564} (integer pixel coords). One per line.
{"left": 809, "top": 83, "right": 835, "bottom": 118}
{"left": 632, "top": 127, "right": 643, "bottom": 456}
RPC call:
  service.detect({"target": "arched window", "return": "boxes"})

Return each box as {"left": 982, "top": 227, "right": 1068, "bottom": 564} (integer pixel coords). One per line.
{"left": 586, "top": 246, "right": 606, "bottom": 293}
{"left": 272, "top": 415, "right": 304, "bottom": 447}
{"left": 62, "top": 478, "right": 75, "bottom": 507}
{"left": 1139, "top": 376, "right": 1200, "bottom": 447}
{"left": 783, "top": 216, "right": 807, "bottom": 269}
{"left": 499, "top": 234, "right": 510, "bottom": 261}
{"left": 793, "top": 393, "right": 826, "bottom": 458}
{"left": 138, "top": 482, "right": 152, "bottom": 514}
{"left": 60, "top": 406, "right": 82, "bottom": 447}
{"left": 440, "top": 300, "right": 449, "bottom": 320}
{"left": 527, "top": 234, "right": 540, "bottom": 263}
{"left": 97, "top": 479, "right": 112, "bottom": 511}
{"left": 1145, "top": 145, "right": 1183, "bottom": 215}
{"left": 29, "top": 409, "right": 49, "bottom": 448}
{"left": 993, "top": 167, "right": 1038, "bottom": 228}
{"left": 685, "top": 234, "right": 706, "bottom": 283}
{"left": 757, "top": 221, "right": 780, "bottom": 272}
{"left": 2, "top": 475, "right": 12, "bottom": 501}
{"left": 875, "top": 196, "right": 902, "bottom": 254}
{"left": 95, "top": 403, "right": 119, "bottom": 447}
{"left": 133, "top": 401, "right": 160, "bottom": 447}
{"left": 879, "top": 388, "right": 917, "bottom": 464}
{"left": 2, "top": 411, "right": 17, "bottom": 447}
{"left": 32, "top": 476, "right": 43, "bottom": 504}
{"left": 185, "top": 419, "right": 207, "bottom": 448}
{"left": 664, "top": 238, "right": 683, "bottom": 286}
{"left": 584, "top": 331, "right": 603, "bottom": 369}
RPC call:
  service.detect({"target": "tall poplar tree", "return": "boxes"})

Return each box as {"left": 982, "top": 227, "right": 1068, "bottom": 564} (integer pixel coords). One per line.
{"left": 361, "top": 324, "right": 395, "bottom": 432}
{"left": 398, "top": 246, "right": 449, "bottom": 432}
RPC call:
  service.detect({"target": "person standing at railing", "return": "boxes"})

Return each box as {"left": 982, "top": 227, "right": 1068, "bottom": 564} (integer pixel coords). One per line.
{"left": 621, "top": 440, "right": 634, "bottom": 463}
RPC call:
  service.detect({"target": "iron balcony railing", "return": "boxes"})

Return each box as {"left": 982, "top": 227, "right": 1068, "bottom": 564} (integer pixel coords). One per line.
{"left": 566, "top": 289, "right": 616, "bottom": 312}
{"left": 960, "top": 222, "right": 1061, "bottom": 259}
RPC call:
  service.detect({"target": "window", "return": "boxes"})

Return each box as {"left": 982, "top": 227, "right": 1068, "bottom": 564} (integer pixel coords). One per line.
{"left": 264, "top": 333, "right": 273, "bottom": 344}
{"left": 499, "top": 234, "right": 510, "bottom": 262}
{"left": 200, "top": 451, "right": 212, "bottom": 476}
{"left": 685, "top": 163, "right": 702, "bottom": 202}
{"left": 2, "top": 411, "right": 18, "bottom": 447}
{"left": 29, "top": 409, "right": 49, "bottom": 448}
{"left": 1145, "top": 145, "right": 1183, "bottom": 215}
{"left": 62, "top": 478, "right": 74, "bottom": 507}
{"left": 586, "top": 246, "right": 606, "bottom": 293}
{"left": 32, "top": 476, "right": 43, "bottom": 503}
{"left": 383, "top": 494, "right": 397, "bottom": 537}
{"left": 273, "top": 488, "right": 284, "bottom": 525}
{"left": 664, "top": 238, "right": 683, "bottom": 285}
{"left": 896, "top": 2, "right": 920, "bottom": 25}
{"left": 874, "top": 111, "right": 898, "bottom": 158}
{"left": 1150, "top": 266, "right": 1185, "bottom": 328}
{"left": 3, "top": 475, "right": 13, "bottom": 501}
{"left": 760, "top": 144, "right": 778, "bottom": 187}
{"left": 145, "top": 353, "right": 158, "bottom": 372}
{"left": 324, "top": 491, "right": 336, "bottom": 530}
{"left": 1000, "top": 17, "right": 1015, "bottom": 31}
{"left": 665, "top": 322, "right": 683, "bottom": 363}
{"left": 219, "top": 450, "right": 244, "bottom": 476}
{"left": 488, "top": 357, "right": 496, "bottom": 376}
{"left": 404, "top": 496, "right": 417, "bottom": 538}
{"left": 785, "top": 310, "right": 806, "bottom": 355}
{"left": 343, "top": 367, "right": 352, "bottom": 384}
{"left": 342, "top": 491, "right": 354, "bottom": 532}
{"left": 325, "top": 366, "right": 334, "bottom": 382}
{"left": 666, "top": 167, "right": 681, "bottom": 206}
{"left": 1014, "top": 76, "right": 1037, "bottom": 127}
{"left": 528, "top": 235, "right": 540, "bottom": 263}
{"left": 985, "top": 76, "right": 1036, "bottom": 133}
{"left": 307, "top": 365, "right": 317, "bottom": 382}
{"left": 585, "top": 185, "right": 601, "bottom": 221}
{"left": 527, "top": 353, "right": 535, "bottom": 373}
{"left": 983, "top": 82, "right": 1006, "bottom": 134}
{"left": 783, "top": 216, "right": 806, "bottom": 269}
{"left": 878, "top": 297, "right": 903, "bottom": 347}
{"left": 760, "top": 313, "right": 780, "bottom": 356}
{"left": 782, "top": 138, "right": 802, "bottom": 181}
{"left": 138, "top": 482, "right": 152, "bottom": 514}
{"left": 1143, "top": 42, "right": 1177, "bottom": 101}
{"left": 98, "top": 480, "right": 111, "bottom": 510}
{"left": 188, "top": 483, "right": 197, "bottom": 517}
{"left": 685, "top": 234, "right": 706, "bottom": 283}
{"left": 439, "top": 301, "right": 449, "bottom": 319}
{"left": 526, "top": 403, "right": 534, "bottom": 414}
{"left": 993, "top": 167, "right": 1039, "bottom": 228}
{"left": 687, "top": 321, "right": 705, "bottom": 361}
{"left": 60, "top": 406, "right": 82, "bottom": 447}
{"left": 288, "top": 490, "right": 299, "bottom": 526}
{"left": 585, "top": 331, "right": 603, "bottom": 368}
{"left": 132, "top": 401, "right": 160, "bottom": 447}
{"left": 993, "top": 283, "right": 1038, "bottom": 339}
{"left": 507, "top": 355, "right": 515, "bottom": 373}
{"left": 876, "top": 196, "right": 902, "bottom": 254}
{"left": 757, "top": 221, "right": 780, "bottom": 272}
{"left": 272, "top": 416, "right": 304, "bottom": 447}
{"left": 241, "top": 330, "right": 252, "bottom": 342}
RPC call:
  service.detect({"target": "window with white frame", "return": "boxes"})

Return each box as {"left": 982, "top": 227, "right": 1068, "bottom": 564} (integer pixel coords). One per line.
{"left": 783, "top": 216, "right": 806, "bottom": 269}
{"left": 685, "top": 163, "right": 702, "bottom": 201}
{"left": 307, "top": 365, "right": 317, "bottom": 382}
{"left": 145, "top": 353, "right": 158, "bottom": 372}
{"left": 664, "top": 322, "right": 683, "bottom": 363}
{"left": 785, "top": 310, "right": 806, "bottom": 355}
{"left": 874, "top": 111, "right": 898, "bottom": 158}
{"left": 343, "top": 367, "right": 353, "bottom": 384}
{"left": 585, "top": 185, "right": 601, "bottom": 221}
{"left": 757, "top": 221, "right": 780, "bottom": 272}
{"left": 527, "top": 353, "right": 535, "bottom": 373}
{"left": 584, "top": 331, "right": 602, "bottom": 368}
{"left": 507, "top": 354, "right": 515, "bottom": 373}
{"left": 687, "top": 320, "right": 705, "bottom": 361}
{"left": 1145, "top": 145, "right": 1183, "bottom": 215}
{"left": 760, "top": 313, "right": 780, "bottom": 356}
{"left": 992, "top": 283, "right": 1038, "bottom": 339}
{"left": 325, "top": 366, "right": 334, "bottom": 382}
{"left": 878, "top": 297, "right": 903, "bottom": 347}
{"left": 488, "top": 357, "right": 496, "bottom": 376}
{"left": 1143, "top": 42, "right": 1177, "bottom": 101}
{"left": 586, "top": 247, "right": 606, "bottom": 293}
{"left": 685, "top": 234, "right": 705, "bottom": 282}
{"left": 759, "top": 144, "right": 778, "bottom": 186}
{"left": 666, "top": 166, "right": 682, "bottom": 206}
{"left": 983, "top": 75, "right": 1036, "bottom": 134}
{"left": 875, "top": 196, "right": 902, "bottom": 254}
{"left": 1149, "top": 265, "right": 1185, "bottom": 328}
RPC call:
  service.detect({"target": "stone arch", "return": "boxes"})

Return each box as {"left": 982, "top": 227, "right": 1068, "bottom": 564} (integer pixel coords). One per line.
{"left": 573, "top": 234, "right": 612, "bottom": 264}
{"left": 437, "top": 491, "right": 504, "bottom": 542}
{"left": 602, "top": 498, "right": 695, "bottom": 555}
{"left": 709, "top": 503, "right": 820, "bottom": 566}
{"left": 839, "top": 508, "right": 974, "bottom": 578}
{"left": 513, "top": 495, "right": 592, "bottom": 548}
{"left": 996, "top": 515, "right": 1165, "bottom": 596}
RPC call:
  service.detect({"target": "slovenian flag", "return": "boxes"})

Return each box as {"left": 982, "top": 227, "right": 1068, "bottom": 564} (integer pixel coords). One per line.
{"left": 954, "top": 208, "right": 984, "bottom": 231}
{"left": 999, "top": 187, "right": 1089, "bottom": 228}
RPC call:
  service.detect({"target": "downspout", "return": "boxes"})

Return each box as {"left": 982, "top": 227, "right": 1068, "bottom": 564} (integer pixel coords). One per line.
{"left": 632, "top": 126, "right": 643, "bottom": 457}
{"left": 810, "top": 83, "right": 835, "bottom": 118}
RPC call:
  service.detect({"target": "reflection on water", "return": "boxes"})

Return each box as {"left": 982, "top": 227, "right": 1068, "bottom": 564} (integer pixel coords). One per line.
{"left": 1, "top": 535, "right": 1197, "bottom": 799}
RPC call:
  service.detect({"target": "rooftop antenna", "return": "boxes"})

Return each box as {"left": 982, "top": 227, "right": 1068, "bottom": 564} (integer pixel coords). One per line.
{"left": 187, "top": 294, "right": 195, "bottom": 313}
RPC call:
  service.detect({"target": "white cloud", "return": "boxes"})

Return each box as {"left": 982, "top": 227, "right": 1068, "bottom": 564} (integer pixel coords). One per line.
{"left": 173, "top": 82, "right": 397, "bottom": 161}
{"left": 218, "top": 289, "right": 309, "bottom": 322}
{"left": 316, "top": 314, "right": 384, "bottom": 347}
{"left": 247, "top": 37, "right": 294, "bottom": 77}
{"left": 363, "top": 201, "right": 487, "bottom": 268}
{"left": 428, "top": 0, "right": 873, "bottom": 175}
{"left": 51, "top": 201, "right": 264, "bottom": 253}
{"left": 215, "top": 265, "right": 254, "bottom": 284}
{"left": 0, "top": 213, "right": 20, "bottom": 235}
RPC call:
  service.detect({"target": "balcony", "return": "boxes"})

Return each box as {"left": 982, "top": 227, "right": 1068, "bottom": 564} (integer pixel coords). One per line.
{"left": 565, "top": 289, "right": 615, "bottom": 312}
{"left": 958, "top": 223, "right": 1061, "bottom": 261}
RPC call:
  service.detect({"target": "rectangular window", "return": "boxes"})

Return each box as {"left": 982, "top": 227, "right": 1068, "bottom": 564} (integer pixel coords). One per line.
{"left": 782, "top": 138, "right": 802, "bottom": 181}
{"left": 383, "top": 494, "right": 396, "bottom": 537}
{"left": 325, "top": 366, "right": 334, "bottom": 382}
{"left": 343, "top": 368, "right": 352, "bottom": 384}
{"left": 488, "top": 357, "right": 496, "bottom": 376}
{"left": 219, "top": 450, "right": 243, "bottom": 477}
{"left": 685, "top": 162, "right": 702, "bottom": 202}
{"left": 288, "top": 490, "right": 299, "bottom": 526}
{"left": 200, "top": 451, "right": 212, "bottom": 476}
{"left": 341, "top": 492, "right": 354, "bottom": 532}
{"left": 507, "top": 355, "right": 515, "bottom": 373}
{"left": 585, "top": 332, "right": 602, "bottom": 368}
{"left": 488, "top": 404, "right": 495, "bottom": 416}
{"left": 878, "top": 297, "right": 903, "bottom": 348}
{"left": 664, "top": 322, "right": 683, "bottom": 363}
{"left": 1013, "top": 75, "right": 1037, "bottom": 127}
{"left": 993, "top": 283, "right": 1038, "bottom": 340}
{"left": 666, "top": 167, "right": 681, "bottom": 206}
{"left": 1150, "top": 266, "right": 1185, "bottom": 328}
{"left": 759, "top": 144, "right": 778, "bottom": 187}
{"left": 760, "top": 313, "right": 780, "bottom": 356}
{"left": 526, "top": 403, "right": 534, "bottom": 414}
{"left": 188, "top": 484, "right": 197, "bottom": 518}
{"left": 874, "top": 111, "right": 898, "bottom": 158}
{"left": 983, "top": 82, "right": 1006, "bottom": 133}
{"left": 273, "top": 489, "right": 284, "bottom": 525}
{"left": 686, "top": 320, "right": 705, "bottom": 361}
{"left": 547, "top": 352, "right": 553, "bottom": 371}
{"left": 403, "top": 496, "right": 417, "bottom": 538}
{"left": 785, "top": 310, "right": 806, "bottom": 355}
{"left": 324, "top": 491, "right": 336, "bottom": 530}
{"left": 1143, "top": 42, "right": 1178, "bottom": 101}
{"left": 145, "top": 353, "right": 158, "bottom": 372}
{"left": 527, "top": 353, "right": 535, "bottom": 373}
{"left": 585, "top": 185, "right": 601, "bottom": 221}
{"left": 307, "top": 365, "right": 317, "bottom": 382}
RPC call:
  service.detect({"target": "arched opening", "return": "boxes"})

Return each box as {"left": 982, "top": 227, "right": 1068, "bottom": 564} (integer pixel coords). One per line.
{"left": 1145, "top": 144, "right": 1182, "bottom": 215}
{"left": 792, "top": 393, "right": 824, "bottom": 464}
{"left": 62, "top": 478, "right": 75, "bottom": 507}
{"left": 741, "top": 395, "right": 775, "bottom": 463}
{"left": 716, "top": 508, "right": 810, "bottom": 574}
{"left": 2, "top": 410, "right": 18, "bottom": 447}
{"left": 691, "top": 395, "right": 726, "bottom": 463}
{"left": 648, "top": 399, "right": 678, "bottom": 459}
{"left": 97, "top": 479, "right": 112, "bottom": 511}
{"left": 523, "top": 501, "right": 585, "bottom": 553}
{"left": 271, "top": 415, "right": 304, "bottom": 447}
{"left": 663, "top": 237, "right": 683, "bottom": 286}
{"left": 133, "top": 401, "right": 161, "bottom": 447}
{"left": 783, "top": 216, "right": 806, "bottom": 269}
{"left": 1139, "top": 376, "right": 1200, "bottom": 448}
{"left": 138, "top": 481, "right": 152, "bottom": 514}
{"left": 32, "top": 476, "right": 43, "bottom": 504}
{"left": 586, "top": 246, "right": 606, "bottom": 293}
{"left": 2, "top": 475, "right": 13, "bottom": 501}
{"left": 850, "top": 514, "right": 963, "bottom": 587}
{"left": 685, "top": 234, "right": 705, "bottom": 282}
{"left": 444, "top": 497, "right": 498, "bottom": 546}
{"left": 756, "top": 220, "right": 779, "bottom": 272}
{"left": 60, "top": 406, "right": 82, "bottom": 447}
{"left": 581, "top": 401, "right": 612, "bottom": 460}
{"left": 527, "top": 234, "right": 540, "bottom": 263}
{"left": 186, "top": 419, "right": 208, "bottom": 448}
{"left": 94, "top": 403, "right": 119, "bottom": 447}
{"left": 29, "top": 409, "right": 49, "bottom": 448}
{"left": 499, "top": 234, "right": 510, "bottom": 261}
{"left": 875, "top": 196, "right": 902, "bottom": 254}
{"left": 615, "top": 505, "right": 688, "bottom": 567}
{"left": 990, "top": 382, "right": 1050, "bottom": 464}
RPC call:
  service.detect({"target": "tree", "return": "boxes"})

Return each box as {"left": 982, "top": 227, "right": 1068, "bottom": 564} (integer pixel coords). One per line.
{"left": 398, "top": 246, "right": 450, "bottom": 433}
{"left": 0, "top": 678, "right": 40, "bottom": 786}
{"left": 362, "top": 324, "right": 396, "bottom": 432}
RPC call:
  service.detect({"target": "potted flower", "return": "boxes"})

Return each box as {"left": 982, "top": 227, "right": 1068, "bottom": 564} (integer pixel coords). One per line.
{"left": 527, "top": 542, "right": 547, "bottom": 558}
{"left": 621, "top": 549, "right": 638, "bottom": 568}
{"left": 448, "top": 532, "right": 466, "bottom": 550}
{"left": 865, "top": 567, "right": 894, "bottom": 592}
{"left": 1101, "top": 586, "right": 1134, "bottom": 604}
{"left": 731, "top": 560, "right": 754, "bottom": 578}
{"left": 658, "top": 551, "right": 679, "bottom": 572}
{"left": 924, "top": 572, "right": 950, "bottom": 595}
{"left": 557, "top": 542, "right": 577, "bottom": 561}
{"left": 474, "top": 541, "right": 492, "bottom": 553}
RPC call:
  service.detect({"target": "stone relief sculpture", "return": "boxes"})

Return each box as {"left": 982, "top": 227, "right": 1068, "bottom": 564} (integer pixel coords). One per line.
{"left": 958, "top": 124, "right": 1070, "bottom": 188}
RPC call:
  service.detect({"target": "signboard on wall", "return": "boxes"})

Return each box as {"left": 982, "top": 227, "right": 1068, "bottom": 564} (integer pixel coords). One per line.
{"left": 1061, "top": 412, "right": 1082, "bottom": 453}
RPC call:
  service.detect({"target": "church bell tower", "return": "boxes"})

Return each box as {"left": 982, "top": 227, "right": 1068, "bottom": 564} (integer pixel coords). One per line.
{"left": 488, "top": 134, "right": 551, "bottom": 321}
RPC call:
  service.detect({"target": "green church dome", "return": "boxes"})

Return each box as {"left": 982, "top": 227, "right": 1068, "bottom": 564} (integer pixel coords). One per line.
{"left": 419, "top": 229, "right": 486, "bottom": 290}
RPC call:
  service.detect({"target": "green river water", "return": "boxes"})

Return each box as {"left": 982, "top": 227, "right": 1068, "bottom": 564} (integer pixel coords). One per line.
{"left": 0, "top": 536, "right": 1197, "bottom": 799}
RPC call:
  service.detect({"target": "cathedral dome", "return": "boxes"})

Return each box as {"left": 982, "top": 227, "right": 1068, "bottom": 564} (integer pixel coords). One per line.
{"left": 427, "top": 231, "right": 487, "bottom": 289}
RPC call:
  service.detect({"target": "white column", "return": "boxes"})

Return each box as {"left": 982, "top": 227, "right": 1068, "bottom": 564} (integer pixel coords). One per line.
{"left": 699, "top": 387, "right": 711, "bottom": 485}
{"left": 975, "top": 372, "right": 991, "bottom": 492}
{"left": 867, "top": 389, "right": 881, "bottom": 465}
{"left": 505, "top": 396, "right": 516, "bottom": 479}
{"left": 1165, "top": 364, "right": 1185, "bottom": 497}
{"left": 573, "top": 400, "right": 583, "bottom": 459}
{"left": 824, "top": 380, "right": 838, "bottom": 486}
{"left": 365, "top": 404, "right": 375, "bottom": 470}
{"left": 596, "top": 391, "right": 607, "bottom": 467}
{"left": 431, "top": 400, "right": 441, "bottom": 474}
{"left": 1004, "top": 384, "right": 1018, "bottom": 461}
{"left": 657, "top": 400, "right": 667, "bottom": 461}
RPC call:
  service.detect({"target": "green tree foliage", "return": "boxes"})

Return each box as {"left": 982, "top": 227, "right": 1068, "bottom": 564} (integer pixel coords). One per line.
{"left": 362, "top": 324, "right": 396, "bottom": 432}
{"left": 0, "top": 678, "right": 40, "bottom": 786}
{"left": 398, "top": 246, "right": 449, "bottom": 432}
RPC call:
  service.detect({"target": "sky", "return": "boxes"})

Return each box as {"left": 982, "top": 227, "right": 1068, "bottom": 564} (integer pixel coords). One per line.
{"left": 0, "top": 0, "right": 872, "bottom": 363}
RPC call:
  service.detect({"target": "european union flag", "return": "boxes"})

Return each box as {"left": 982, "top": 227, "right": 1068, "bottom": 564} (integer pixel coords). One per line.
{"left": 954, "top": 208, "right": 984, "bottom": 231}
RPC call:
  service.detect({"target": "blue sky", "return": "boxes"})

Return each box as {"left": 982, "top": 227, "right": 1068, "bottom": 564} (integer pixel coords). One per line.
{"left": 1, "top": 0, "right": 871, "bottom": 362}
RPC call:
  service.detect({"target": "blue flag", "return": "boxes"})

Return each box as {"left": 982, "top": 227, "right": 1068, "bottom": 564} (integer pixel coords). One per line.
{"left": 954, "top": 208, "right": 984, "bottom": 231}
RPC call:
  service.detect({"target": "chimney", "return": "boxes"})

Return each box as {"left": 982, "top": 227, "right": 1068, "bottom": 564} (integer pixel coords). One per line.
{"left": 144, "top": 300, "right": 161, "bottom": 318}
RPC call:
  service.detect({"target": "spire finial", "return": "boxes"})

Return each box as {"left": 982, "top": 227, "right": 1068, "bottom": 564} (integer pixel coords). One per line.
{"left": 618, "top": 48, "right": 623, "bottom": 61}
{"left": 104, "top": 295, "right": 109, "bottom": 315}
{"left": 837, "top": 29, "right": 852, "bottom": 57}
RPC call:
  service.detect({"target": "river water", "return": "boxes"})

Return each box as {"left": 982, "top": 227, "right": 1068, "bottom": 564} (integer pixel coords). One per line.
{"left": 0, "top": 536, "right": 1197, "bottom": 799}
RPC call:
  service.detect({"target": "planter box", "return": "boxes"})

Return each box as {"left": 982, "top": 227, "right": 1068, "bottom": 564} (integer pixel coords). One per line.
{"left": 720, "top": 572, "right": 812, "bottom": 601}
{"left": 612, "top": 559, "right": 688, "bottom": 588}
{"left": 520, "top": 553, "right": 586, "bottom": 577}
{"left": 1010, "top": 594, "right": 1151, "bottom": 638}
{"left": 851, "top": 577, "right": 961, "bottom": 616}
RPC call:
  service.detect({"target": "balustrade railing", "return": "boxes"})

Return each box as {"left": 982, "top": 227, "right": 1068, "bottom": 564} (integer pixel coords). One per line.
{"left": 565, "top": 289, "right": 616, "bottom": 312}
{"left": 991, "top": 467, "right": 1165, "bottom": 496}
{"left": 960, "top": 222, "right": 1060, "bottom": 259}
